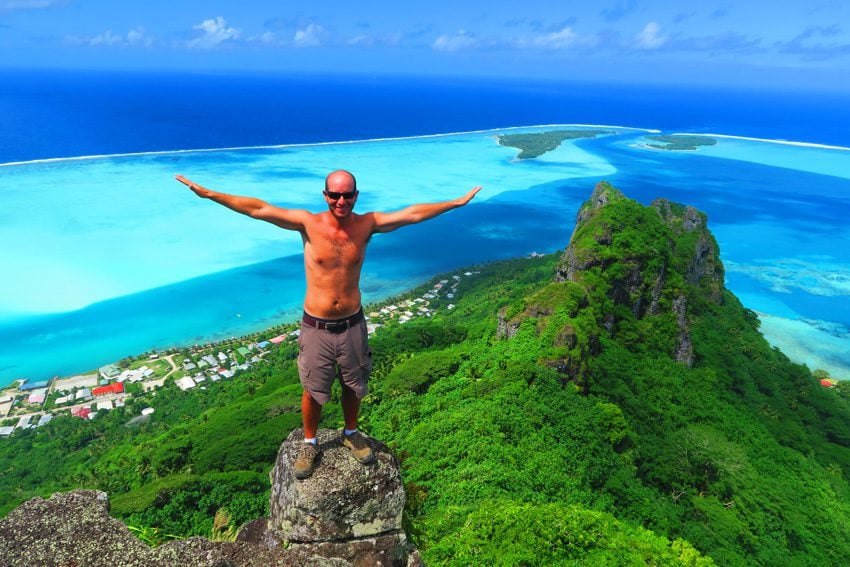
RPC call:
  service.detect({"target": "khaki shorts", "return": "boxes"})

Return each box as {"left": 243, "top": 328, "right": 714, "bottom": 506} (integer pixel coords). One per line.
{"left": 297, "top": 315, "right": 372, "bottom": 405}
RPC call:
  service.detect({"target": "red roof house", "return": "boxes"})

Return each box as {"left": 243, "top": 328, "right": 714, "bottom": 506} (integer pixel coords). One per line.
{"left": 71, "top": 407, "right": 92, "bottom": 419}
{"left": 92, "top": 383, "right": 124, "bottom": 396}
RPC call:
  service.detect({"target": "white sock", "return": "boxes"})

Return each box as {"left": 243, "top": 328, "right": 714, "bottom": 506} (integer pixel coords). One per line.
{"left": 344, "top": 428, "right": 357, "bottom": 436}
{"left": 304, "top": 437, "right": 317, "bottom": 445}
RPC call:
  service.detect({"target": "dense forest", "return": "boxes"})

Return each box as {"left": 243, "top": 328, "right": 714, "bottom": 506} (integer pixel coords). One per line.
{"left": 3, "top": 182, "right": 850, "bottom": 565}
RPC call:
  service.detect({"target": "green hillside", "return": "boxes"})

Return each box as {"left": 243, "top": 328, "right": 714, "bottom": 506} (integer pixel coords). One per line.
{"left": 3, "top": 181, "right": 850, "bottom": 565}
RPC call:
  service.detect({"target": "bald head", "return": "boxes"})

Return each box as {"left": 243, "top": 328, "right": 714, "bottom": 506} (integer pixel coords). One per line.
{"left": 325, "top": 170, "right": 357, "bottom": 193}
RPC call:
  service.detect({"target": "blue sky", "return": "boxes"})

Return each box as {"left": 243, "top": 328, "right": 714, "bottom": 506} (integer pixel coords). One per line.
{"left": 3, "top": 0, "right": 850, "bottom": 91}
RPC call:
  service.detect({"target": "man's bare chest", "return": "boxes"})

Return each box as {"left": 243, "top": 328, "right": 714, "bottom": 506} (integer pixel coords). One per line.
{"left": 306, "top": 226, "right": 369, "bottom": 268}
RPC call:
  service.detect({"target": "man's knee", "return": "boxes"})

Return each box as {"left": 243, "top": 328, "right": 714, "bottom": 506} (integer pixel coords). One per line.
{"left": 302, "top": 389, "right": 325, "bottom": 407}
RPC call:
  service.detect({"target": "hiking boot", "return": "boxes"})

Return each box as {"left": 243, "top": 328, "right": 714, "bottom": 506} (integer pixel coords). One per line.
{"left": 342, "top": 430, "right": 375, "bottom": 464}
{"left": 293, "top": 442, "right": 320, "bottom": 479}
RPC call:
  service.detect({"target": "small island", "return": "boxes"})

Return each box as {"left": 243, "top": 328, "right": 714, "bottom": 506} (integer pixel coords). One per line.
{"left": 644, "top": 134, "right": 717, "bottom": 151}
{"left": 497, "top": 129, "right": 611, "bottom": 159}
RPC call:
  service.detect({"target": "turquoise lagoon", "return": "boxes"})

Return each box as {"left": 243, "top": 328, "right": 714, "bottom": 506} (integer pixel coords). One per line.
{"left": 2, "top": 125, "right": 849, "bottom": 383}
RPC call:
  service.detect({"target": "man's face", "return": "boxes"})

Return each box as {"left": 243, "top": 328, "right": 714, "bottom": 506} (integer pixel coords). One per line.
{"left": 324, "top": 175, "right": 358, "bottom": 219}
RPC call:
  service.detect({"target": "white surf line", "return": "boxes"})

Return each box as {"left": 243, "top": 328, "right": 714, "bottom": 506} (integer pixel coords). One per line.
{"left": 670, "top": 133, "right": 850, "bottom": 152}
{"left": 0, "top": 124, "right": 659, "bottom": 168}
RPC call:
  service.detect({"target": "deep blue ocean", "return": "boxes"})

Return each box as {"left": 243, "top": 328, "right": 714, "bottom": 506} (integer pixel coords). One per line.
{"left": 2, "top": 70, "right": 849, "bottom": 385}
{"left": 3, "top": 69, "right": 849, "bottom": 164}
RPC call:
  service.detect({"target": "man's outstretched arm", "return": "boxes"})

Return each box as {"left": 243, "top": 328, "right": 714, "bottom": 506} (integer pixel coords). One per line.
{"left": 176, "top": 175, "right": 310, "bottom": 231}
{"left": 371, "top": 186, "right": 481, "bottom": 234}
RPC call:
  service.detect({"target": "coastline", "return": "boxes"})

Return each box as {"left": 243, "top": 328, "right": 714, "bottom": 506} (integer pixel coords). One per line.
{"left": 671, "top": 132, "right": 850, "bottom": 152}
{"left": 0, "top": 124, "right": 656, "bottom": 167}
{"left": 4, "top": 124, "right": 848, "bottom": 388}
{"left": 6, "top": 125, "right": 850, "bottom": 169}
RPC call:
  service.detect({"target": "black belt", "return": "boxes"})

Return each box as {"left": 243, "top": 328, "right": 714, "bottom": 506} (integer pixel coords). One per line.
{"left": 302, "top": 309, "right": 364, "bottom": 333}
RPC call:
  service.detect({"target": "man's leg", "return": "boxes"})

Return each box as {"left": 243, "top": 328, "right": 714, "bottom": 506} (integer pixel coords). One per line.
{"left": 302, "top": 389, "right": 322, "bottom": 439}
{"left": 295, "top": 390, "right": 322, "bottom": 480}
{"left": 341, "top": 384, "right": 374, "bottom": 463}
{"left": 340, "top": 384, "right": 360, "bottom": 431}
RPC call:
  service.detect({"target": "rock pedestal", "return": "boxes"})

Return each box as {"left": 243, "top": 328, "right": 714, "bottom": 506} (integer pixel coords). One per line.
{"left": 270, "top": 428, "right": 405, "bottom": 541}
{"left": 254, "top": 428, "right": 419, "bottom": 566}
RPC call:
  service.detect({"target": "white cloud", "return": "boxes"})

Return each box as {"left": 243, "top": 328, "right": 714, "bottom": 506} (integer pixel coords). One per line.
{"left": 347, "top": 32, "right": 402, "bottom": 47}
{"left": 514, "top": 26, "right": 599, "bottom": 50}
{"left": 65, "top": 27, "right": 153, "bottom": 48}
{"left": 348, "top": 34, "right": 373, "bottom": 46}
{"left": 188, "top": 16, "right": 240, "bottom": 49}
{"left": 257, "top": 31, "right": 278, "bottom": 45}
{"left": 0, "top": 0, "right": 59, "bottom": 11}
{"left": 293, "top": 23, "right": 326, "bottom": 47}
{"left": 433, "top": 30, "right": 478, "bottom": 52}
{"left": 635, "top": 22, "right": 666, "bottom": 50}
{"left": 88, "top": 30, "right": 121, "bottom": 47}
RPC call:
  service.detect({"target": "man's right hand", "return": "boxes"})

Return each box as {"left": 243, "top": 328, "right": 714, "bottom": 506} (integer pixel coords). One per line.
{"left": 175, "top": 175, "right": 209, "bottom": 198}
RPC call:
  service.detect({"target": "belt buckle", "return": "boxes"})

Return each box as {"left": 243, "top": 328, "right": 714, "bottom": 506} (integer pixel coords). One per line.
{"left": 324, "top": 320, "right": 347, "bottom": 333}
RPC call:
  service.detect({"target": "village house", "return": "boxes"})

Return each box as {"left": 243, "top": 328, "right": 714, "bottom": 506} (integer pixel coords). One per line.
{"left": 92, "top": 383, "right": 124, "bottom": 396}
{"left": 27, "top": 388, "right": 48, "bottom": 405}
{"left": 71, "top": 406, "right": 93, "bottom": 419}
{"left": 99, "top": 364, "right": 121, "bottom": 381}
{"left": 175, "top": 377, "right": 196, "bottom": 391}
{"left": 117, "top": 366, "right": 153, "bottom": 383}
{"left": 19, "top": 380, "right": 49, "bottom": 392}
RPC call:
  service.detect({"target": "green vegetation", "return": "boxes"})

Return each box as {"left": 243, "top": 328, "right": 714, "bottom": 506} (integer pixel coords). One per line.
{"left": 2, "top": 183, "right": 850, "bottom": 565}
{"left": 497, "top": 129, "right": 611, "bottom": 159}
{"left": 645, "top": 135, "right": 718, "bottom": 151}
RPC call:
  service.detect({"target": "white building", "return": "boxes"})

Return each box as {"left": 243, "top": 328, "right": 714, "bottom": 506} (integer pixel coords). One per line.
{"left": 175, "top": 377, "right": 196, "bottom": 391}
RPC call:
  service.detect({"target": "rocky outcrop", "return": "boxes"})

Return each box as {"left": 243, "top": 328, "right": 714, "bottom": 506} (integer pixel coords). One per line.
{"left": 0, "top": 430, "right": 421, "bottom": 567}
{"left": 552, "top": 181, "right": 723, "bottom": 366}
{"left": 555, "top": 181, "right": 625, "bottom": 284}
{"left": 651, "top": 198, "right": 724, "bottom": 302}
{"left": 672, "top": 295, "right": 695, "bottom": 366}
{"left": 260, "top": 428, "right": 418, "bottom": 566}
{"left": 496, "top": 306, "right": 520, "bottom": 339}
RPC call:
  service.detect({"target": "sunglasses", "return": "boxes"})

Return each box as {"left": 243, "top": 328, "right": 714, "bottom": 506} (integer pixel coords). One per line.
{"left": 324, "top": 190, "right": 357, "bottom": 201}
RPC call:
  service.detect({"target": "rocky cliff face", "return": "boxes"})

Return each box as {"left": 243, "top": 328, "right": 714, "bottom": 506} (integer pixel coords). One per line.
{"left": 548, "top": 181, "right": 723, "bottom": 368}
{"left": 0, "top": 429, "right": 421, "bottom": 567}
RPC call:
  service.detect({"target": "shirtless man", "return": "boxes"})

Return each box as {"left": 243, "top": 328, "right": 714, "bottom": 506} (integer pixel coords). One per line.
{"left": 176, "top": 170, "right": 480, "bottom": 478}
